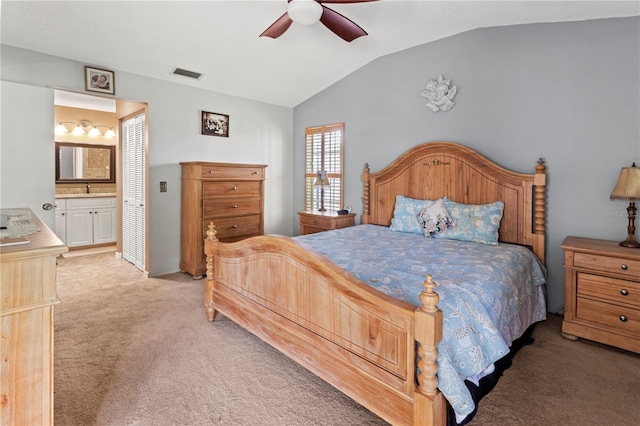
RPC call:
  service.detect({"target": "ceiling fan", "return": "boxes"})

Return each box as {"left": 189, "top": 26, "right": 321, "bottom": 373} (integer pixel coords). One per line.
{"left": 260, "top": 0, "right": 377, "bottom": 42}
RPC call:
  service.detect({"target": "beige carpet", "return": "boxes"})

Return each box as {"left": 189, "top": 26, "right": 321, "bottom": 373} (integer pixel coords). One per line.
{"left": 55, "top": 253, "right": 640, "bottom": 425}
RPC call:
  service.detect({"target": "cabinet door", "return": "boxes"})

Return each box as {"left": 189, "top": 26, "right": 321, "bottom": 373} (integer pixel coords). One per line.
{"left": 55, "top": 211, "right": 66, "bottom": 243}
{"left": 66, "top": 209, "right": 93, "bottom": 247}
{"left": 93, "top": 208, "right": 117, "bottom": 245}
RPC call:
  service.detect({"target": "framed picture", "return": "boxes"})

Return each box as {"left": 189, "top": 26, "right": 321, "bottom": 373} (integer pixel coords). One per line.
{"left": 201, "top": 111, "right": 229, "bottom": 137}
{"left": 85, "top": 66, "right": 115, "bottom": 95}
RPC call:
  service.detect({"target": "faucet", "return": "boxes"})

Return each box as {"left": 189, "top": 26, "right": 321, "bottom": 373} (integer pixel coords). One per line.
{"left": 86, "top": 182, "right": 91, "bottom": 194}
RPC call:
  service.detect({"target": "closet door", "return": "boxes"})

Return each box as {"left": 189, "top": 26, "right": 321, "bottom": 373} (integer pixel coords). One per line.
{"left": 122, "top": 113, "right": 146, "bottom": 272}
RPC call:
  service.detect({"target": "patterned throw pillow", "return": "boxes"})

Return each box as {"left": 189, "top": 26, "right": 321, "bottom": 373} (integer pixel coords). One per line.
{"left": 433, "top": 197, "right": 505, "bottom": 245}
{"left": 390, "top": 195, "right": 434, "bottom": 234}
{"left": 417, "top": 199, "right": 454, "bottom": 237}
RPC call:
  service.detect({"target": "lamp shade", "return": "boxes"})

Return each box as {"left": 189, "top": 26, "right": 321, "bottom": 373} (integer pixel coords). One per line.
{"left": 287, "top": 0, "right": 322, "bottom": 25}
{"left": 610, "top": 163, "right": 640, "bottom": 200}
{"left": 314, "top": 170, "right": 330, "bottom": 187}
{"left": 55, "top": 122, "right": 69, "bottom": 134}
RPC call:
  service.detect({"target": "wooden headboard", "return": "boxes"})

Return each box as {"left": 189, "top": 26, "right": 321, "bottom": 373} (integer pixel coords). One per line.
{"left": 361, "top": 141, "right": 547, "bottom": 263}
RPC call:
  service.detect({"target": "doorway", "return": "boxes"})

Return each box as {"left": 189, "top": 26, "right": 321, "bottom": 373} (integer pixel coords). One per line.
{"left": 53, "top": 90, "right": 148, "bottom": 273}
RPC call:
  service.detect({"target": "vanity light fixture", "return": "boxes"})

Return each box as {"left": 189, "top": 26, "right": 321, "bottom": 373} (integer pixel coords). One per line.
{"left": 55, "top": 120, "right": 116, "bottom": 137}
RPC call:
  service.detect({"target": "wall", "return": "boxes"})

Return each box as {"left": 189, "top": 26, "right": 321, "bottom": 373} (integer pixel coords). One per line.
{"left": 293, "top": 17, "right": 640, "bottom": 314}
{"left": 1, "top": 45, "right": 294, "bottom": 277}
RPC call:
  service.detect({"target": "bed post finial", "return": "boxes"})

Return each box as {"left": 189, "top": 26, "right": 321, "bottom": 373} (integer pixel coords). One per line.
{"left": 419, "top": 274, "right": 439, "bottom": 314}
{"left": 204, "top": 222, "right": 218, "bottom": 321}
{"left": 415, "top": 274, "right": 443, "bottom": 401}
{"left": 362, "top": 163, "right": 371, "bottom": 223}
{"left": 533, "top": 158, "right": 546, "bottom": 263}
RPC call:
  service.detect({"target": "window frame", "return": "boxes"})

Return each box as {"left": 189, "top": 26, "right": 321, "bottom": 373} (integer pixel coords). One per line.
{"left": 304, "top": 123, "right": 344, "bottom": 212}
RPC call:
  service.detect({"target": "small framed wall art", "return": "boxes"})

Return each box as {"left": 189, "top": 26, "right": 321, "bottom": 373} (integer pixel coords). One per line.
{"left": 201, "top": 111, "right": 229, "bottom": 137}
{"left": 85, "top": 66, "right": 115, "bottom": 95}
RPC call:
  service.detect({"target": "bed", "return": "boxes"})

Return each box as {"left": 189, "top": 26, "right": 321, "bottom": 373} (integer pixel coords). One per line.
{"left": 203, "top": 141, "right": 547, "bottom": 425}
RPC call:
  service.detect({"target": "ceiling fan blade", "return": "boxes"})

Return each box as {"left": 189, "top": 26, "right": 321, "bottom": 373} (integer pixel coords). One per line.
{"left": 319, "top": 0, "right": 378, "bottom": 3}
{"left": 260, "top": 12, "right": 294, "bottom": 39}
{"left": 319, "top": 5, "right": 368, "bottom": 42}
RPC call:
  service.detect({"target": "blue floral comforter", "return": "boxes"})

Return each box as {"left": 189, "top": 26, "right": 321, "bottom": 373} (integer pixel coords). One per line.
{"left": 295, "top": 224, "right": 547, "bottom": 420}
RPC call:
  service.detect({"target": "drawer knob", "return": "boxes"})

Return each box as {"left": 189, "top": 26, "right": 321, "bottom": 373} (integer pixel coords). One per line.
{"left": 621, "top": 264, "right": 628, "bottom": 270}
{"left": 253, "top": 171, "right": 258, "bottom": 175}
{"left": 208, "top": 170, "right": 214, "bottom": 174}
{"left": 231, "top": 186, "right": 238, "bottom": 191}
{"left": 231, "top": 224, "right": 238, "bottom": 229}
{"left": 621, "top": 289, "right": 629, "bottom": 296}
{"left": 232, "top": 204, "right": 238, "bottom": 208}
{"left": 619, "top": 315, "right": 628, "bottom": 322}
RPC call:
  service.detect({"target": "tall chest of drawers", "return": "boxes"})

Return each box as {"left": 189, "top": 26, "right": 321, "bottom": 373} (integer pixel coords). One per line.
{"left": 180, "top": 162, "right": 267, "bottom": 278}
{"left": 561, "top": 236, "right": 640, "bottom": 353}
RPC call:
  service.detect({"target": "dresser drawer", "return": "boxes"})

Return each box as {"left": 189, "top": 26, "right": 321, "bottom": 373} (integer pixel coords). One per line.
{"left": 203, "top": 215, "right": 260, "bottom": 240}
{"left": 200, "top": 165, "right": 264, "bottom": 179}
{"left": 576, "top": 297, "right": 640, "bottom": 336}
{"left": 202, "top": 181, "right": 261, "bottom": 198}
{"left": 573, "top": 252, "right": 640, "bottom": 280}
{"left": 203, "top": 198, "right": 262, "bottom": 218}
{"left": 577, "top": 272, "right": 640, "bottom": 308}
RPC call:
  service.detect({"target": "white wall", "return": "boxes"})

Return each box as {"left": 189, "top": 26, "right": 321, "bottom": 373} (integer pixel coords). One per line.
{"left": 293, "top": 17, "right": 640, "bottom": 314}
{"left": 1, "top": 45, "right": 294, "bottom": 277}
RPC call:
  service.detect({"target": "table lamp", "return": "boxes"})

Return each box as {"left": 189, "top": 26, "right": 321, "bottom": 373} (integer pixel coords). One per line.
{"left": 610, "top": 162, "right": 640, "bottom": 248}
{"left": 314, "top": 170, "right": 330, "bottom": 212}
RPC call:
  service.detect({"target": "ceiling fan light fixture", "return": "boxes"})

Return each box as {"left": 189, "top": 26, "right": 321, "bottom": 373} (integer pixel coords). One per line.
{"left": 287, "top": 0, "right": 322, "bottom": 25}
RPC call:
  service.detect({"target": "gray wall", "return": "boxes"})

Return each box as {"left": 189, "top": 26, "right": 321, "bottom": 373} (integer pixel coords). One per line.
{"left": 1, "top": 45, "right": 294, "bottom": 277}
{"left": 293, "top": 17, "right": 640, "bottom": 314}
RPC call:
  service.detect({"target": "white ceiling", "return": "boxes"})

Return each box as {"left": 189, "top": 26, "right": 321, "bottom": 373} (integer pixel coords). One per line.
{"left": 2, "top": 1, "right": 638, "bottom": 108}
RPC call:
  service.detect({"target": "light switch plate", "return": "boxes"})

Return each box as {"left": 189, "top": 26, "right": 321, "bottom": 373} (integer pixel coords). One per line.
{"left": 160, "top": 181, "right": 167, "bottom": 192}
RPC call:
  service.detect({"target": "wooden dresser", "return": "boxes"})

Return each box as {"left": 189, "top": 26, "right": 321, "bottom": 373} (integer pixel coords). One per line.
{"left": 180, "top": 162, "right": 267, "bottom": 278}
{"left": 1, "top": 210, "right": 68, "bottom": 425}
{"left": 298, "top": 210, "right": 356, "bottom": 235}
{"left": 561, "top": 236, "right": 640, "bottom": 353}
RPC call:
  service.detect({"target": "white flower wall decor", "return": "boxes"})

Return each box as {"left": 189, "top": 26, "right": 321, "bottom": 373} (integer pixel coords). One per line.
{"left": 421, "top": 75, "right": 457, "bottom": 112}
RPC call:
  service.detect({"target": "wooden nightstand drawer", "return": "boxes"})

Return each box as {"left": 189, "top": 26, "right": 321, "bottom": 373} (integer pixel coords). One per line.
{"left": 576, "top": 297, "right": 640, "bottom": 336}
{"left": 203, "top": 181, "right": 261, "bottom": 198}
{"left": 573, "top": 252, "right": 640, "bottom": 280}
{"left": 577, "top": 272, "right": 640, "bottom": 308}
{"left": 300, "top": 214, "right": 334, "bottom": 228}
{"left": 298, "top": 211, "right": 356, "bottom": 236}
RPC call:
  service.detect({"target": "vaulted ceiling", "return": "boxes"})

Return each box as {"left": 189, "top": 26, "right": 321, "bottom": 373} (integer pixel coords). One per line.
{"left": 2, "top": 1, "right": 638, "bottom": 107}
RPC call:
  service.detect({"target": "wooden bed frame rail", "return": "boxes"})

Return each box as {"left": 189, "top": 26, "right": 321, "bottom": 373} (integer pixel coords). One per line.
{"left": 203, "top": 141, "right": 547, "bottom": 425}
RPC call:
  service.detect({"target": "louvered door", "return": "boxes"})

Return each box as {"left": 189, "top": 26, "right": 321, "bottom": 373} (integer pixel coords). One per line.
{"left": 122, "top": 113, "right": 146, "bottom": 272}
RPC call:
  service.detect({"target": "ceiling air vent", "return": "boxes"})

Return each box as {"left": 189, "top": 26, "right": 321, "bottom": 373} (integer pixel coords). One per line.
{"left": 173, "top": 68, "right": 202, "bottom": 80}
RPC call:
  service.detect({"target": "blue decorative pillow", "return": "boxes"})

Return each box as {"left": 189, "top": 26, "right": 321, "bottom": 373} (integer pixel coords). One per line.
{"left": 433, "top": 197, "right": 504, "bottom": 245}
{"left": 417, "top": 199, "right": 455, "bottom": 237}
{"left": 389, "top": 195, "right": 434, "bottom": 234}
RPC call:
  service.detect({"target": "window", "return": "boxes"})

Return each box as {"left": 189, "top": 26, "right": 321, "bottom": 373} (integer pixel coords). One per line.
{"left": 304, "top": 123, "right": 344, "bottom": 212}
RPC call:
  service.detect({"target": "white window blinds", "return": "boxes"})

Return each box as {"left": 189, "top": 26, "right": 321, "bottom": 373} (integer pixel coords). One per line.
{"left": 304, "top": 123, "right": 344, "bottom": 212}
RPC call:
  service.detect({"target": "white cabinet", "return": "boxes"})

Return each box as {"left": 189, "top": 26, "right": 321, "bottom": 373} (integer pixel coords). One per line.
{"left": 55, "top": 199, "right": 67, "bottom": 242}
{"left": 63, "top": 197, "right": 116, "bottom": 248}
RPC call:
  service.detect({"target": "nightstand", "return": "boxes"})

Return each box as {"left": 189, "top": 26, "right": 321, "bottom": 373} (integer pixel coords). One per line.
{"left": 561, "top": 236, "right": 640, "bottom": 353}
{"left": 298, "top": 211, "right": 356, "bottom": 235}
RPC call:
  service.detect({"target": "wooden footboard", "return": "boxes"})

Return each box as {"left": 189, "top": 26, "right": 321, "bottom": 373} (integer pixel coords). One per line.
{"left": 204, "top": 224, "right": 446, "bottom": 426}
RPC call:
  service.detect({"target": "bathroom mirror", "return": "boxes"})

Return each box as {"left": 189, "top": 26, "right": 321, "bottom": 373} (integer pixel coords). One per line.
{"left": 55, "top": 142, "right": 115, "bottom": 183}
